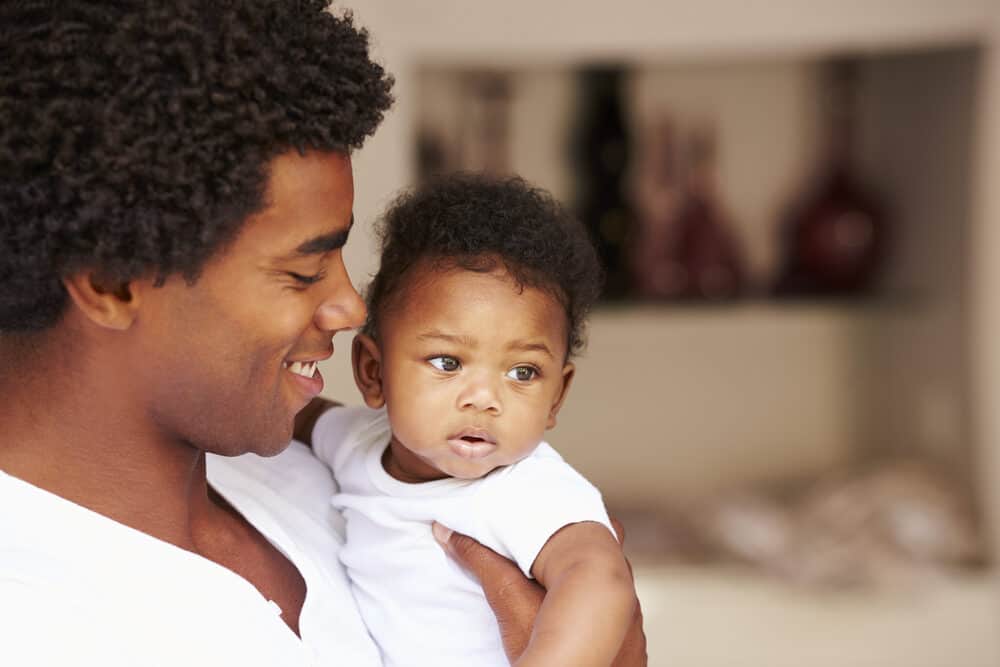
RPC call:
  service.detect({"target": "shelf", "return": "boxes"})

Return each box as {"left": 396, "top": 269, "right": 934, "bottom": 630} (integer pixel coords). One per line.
{"left": 593, "top": 291, "right": 926, "bottom": 315}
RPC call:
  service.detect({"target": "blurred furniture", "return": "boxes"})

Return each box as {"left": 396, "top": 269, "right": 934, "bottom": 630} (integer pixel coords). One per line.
{"left": 634, "top": 564, "right": 998, "bottom": 667}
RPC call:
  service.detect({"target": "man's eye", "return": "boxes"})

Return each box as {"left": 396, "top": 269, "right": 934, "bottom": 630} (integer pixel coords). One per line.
{"left": 428, "top": 356, "right": 460, "bottom": 372}
{"left": 506, "top": 366, "right": 537, "bottom": 382}
{"left": 288, "top": 271, "right": 326, "bottom": 285}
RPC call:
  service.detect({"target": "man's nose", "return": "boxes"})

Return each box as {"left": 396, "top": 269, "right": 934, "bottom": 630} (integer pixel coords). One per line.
{"left": 457, "top": 371, "right": 502, "bottom": 416}
{"left": 314, "top": 263, "right": 366, "bottom": 333}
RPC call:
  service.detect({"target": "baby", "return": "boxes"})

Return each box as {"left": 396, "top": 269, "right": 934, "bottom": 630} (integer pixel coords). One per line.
{"left": 309, "top": 174, "right": 635, "bottom": 666}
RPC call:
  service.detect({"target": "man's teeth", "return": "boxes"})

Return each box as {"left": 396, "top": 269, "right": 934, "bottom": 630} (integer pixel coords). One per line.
{"left": 284, "top": 361, "right": 318, "bottom": 378}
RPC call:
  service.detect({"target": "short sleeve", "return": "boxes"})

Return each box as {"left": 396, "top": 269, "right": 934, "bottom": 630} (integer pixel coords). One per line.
{"left": 474, "top": 443, "right": 616, "bottom": 578}
{"left": 312, "top": 405, "right": 386, "bottom": 475}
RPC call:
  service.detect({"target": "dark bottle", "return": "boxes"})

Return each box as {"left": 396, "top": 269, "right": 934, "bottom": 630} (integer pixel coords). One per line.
{"left": 570, "top": 67, "right": 634, "bottom": 300}
{"left": 664, "top": 125, "right": 746, "bottom": 301}
{"left": 627, "top": 118, "right": 685, "bottom": 299}
{"left": 457, "top": 72, "right": 512, "bottom": 176}
{"left": 773, "top": 59, "right": 889, "bottom": 297}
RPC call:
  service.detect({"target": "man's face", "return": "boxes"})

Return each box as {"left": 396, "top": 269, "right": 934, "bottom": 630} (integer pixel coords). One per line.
{"left": 375, "top": 263, "right": 574, "bottom": 481}
{"left": 133, "top": 151, "right": 364, "bottom": 457}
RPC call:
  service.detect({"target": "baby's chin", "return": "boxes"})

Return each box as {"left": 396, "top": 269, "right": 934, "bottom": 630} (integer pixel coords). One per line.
{"left": 435, "top": 455, "right": 525, "bottom": 480}
{"left": 442, "top": 465, "right": 498, "bottom": 481}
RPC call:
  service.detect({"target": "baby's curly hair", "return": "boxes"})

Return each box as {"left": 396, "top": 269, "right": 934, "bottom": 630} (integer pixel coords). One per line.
{"left": 0, "top": 0, "right": 393, "bottom": 331}
{"left": 364, "top": 174, "right": 604, "bottom": 358}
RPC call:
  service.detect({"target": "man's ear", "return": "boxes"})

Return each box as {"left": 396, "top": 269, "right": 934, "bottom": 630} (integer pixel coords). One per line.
{"left": 62, "top": 271, "right": 139, "bottom": 331}
{"left": 352, "top": 333, "right": 385, "bottom": 409}
{"left": 546, "top": 362, "right": 576, "bottom": 429}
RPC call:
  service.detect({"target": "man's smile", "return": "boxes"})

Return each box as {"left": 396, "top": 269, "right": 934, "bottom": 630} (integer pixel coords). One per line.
{"left": 283, "top": 360, "right": 320, "bottom": 378}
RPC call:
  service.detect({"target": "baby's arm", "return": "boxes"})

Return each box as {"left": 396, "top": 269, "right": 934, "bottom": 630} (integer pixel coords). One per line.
{"left": 293, "top": 396, "right": 341, "bottom": 446}
{"left": 515, "top": 521, "right": 636, "bottom": 667}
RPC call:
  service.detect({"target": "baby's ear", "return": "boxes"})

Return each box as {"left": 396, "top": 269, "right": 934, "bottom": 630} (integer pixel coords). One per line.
{"left": 546, "top": 362, "right": 576, "bottom": 429}
{"left": 352, "top": 333, "right": 385, "bottom": 409}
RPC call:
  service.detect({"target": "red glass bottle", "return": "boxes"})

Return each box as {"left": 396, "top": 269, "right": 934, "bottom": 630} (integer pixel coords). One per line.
{"left": 774, "top": 60, "right": 889, "bottom": 297}
{"left": 664, "top": 125, "right": 746, "bottom": 301}
{"left": 627, "top": 118, "right": 684, "bottom": 298}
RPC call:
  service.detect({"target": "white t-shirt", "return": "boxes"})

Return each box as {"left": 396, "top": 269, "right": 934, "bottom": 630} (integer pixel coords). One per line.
{"left": 313, "top": 405, "right": 614, "bottom": 667}
{"left": 0, "top": 441, "right": 382, "bottom": 667}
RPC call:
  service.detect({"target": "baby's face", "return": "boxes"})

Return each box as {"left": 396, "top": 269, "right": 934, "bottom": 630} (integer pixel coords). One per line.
{"left": 377, "top": 263, "right": 574, "bottom": 481}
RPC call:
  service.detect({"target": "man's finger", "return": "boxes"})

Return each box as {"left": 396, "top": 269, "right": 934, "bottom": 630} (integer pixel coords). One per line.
{"left": 432, "top": 521, "right": 543, "bottom": 663}
{"left": 433, "top": 522, "right": 518, "bottom": 582}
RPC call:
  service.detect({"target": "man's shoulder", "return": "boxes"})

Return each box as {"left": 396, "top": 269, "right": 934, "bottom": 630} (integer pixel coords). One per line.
{"left": 0, "top": 578, "right": 138, "bottom": 666}
{"left": 0, "top": 471, "right": 97, "bottom": 575}
{"left": 482, "top": 441, "right": 574, "bottom": 489}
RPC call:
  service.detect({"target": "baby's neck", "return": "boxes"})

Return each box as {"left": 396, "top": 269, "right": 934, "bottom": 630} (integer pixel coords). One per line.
{"left": 381, "top": 438, "right": 452, "bottom": 484}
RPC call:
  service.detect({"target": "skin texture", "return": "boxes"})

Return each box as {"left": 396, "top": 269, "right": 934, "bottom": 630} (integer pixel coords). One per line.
{"left": 130, "top": 151, "right": 365, "bottom": 458}
{"left": 353, "top": 263, "right": 575, "bottom": 481}
{"left": 523, "top": 522, "right": 635, "bottom": 667}
{"left": 351, "top": 263, "right": 638, "bottom": 666}
{"left": 0, "top": 150, "right": 366, "bottom": 635}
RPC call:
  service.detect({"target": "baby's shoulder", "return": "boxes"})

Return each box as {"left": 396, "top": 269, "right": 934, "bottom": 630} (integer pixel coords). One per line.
{"left": 481, "top": 442, "right": 587, "bottom": 494}
{"left": 314, "top": 405, "right": 389, "bottom": 472}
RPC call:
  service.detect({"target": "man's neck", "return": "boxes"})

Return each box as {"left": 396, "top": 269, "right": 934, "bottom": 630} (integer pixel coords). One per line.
{"left": 0, "top": 331, "right": 217, "bottom": 549}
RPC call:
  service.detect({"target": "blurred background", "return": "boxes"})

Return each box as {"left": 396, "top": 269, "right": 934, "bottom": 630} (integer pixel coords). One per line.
{"left": 319, "top": 2, "right": 1000, "bottom": 665}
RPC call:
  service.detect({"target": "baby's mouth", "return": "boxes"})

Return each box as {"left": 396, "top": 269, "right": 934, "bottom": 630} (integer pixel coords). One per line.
{"left": 452, "top": 428, "right": 496, "bottom": 445}
{"left": 447, "top": 428, "right": 498, "bottom": 459}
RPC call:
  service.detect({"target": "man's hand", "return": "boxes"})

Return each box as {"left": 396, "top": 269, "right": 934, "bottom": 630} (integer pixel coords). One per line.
{"left": 431, "top": 520, "right": 647, "bottom": 666}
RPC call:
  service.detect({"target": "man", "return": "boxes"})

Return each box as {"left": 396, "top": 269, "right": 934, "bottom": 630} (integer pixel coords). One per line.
{"left": 0, "top": 1, "right": 644, "bottom": 664}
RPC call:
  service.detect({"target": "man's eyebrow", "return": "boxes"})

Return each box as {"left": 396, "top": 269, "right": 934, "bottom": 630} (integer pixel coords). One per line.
{"left": 286, "top": 216, "right": 354, "bottom": 258}
{"left": 417, "top": 331, "right": 477, "bottom": 347}
{"left": 506, "top": 340, "right": 554, "bottom": 359}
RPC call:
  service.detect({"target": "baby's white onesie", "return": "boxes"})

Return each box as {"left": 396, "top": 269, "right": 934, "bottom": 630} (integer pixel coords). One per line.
{"left": 313, "top": 405, "right": 614, "bottom": 667}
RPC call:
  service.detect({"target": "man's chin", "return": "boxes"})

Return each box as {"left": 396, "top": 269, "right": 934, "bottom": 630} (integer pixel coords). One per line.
{"left": 254, "top": 430, "right": 297, "bottom": 458}
{"left": 223, "top": 424, "right": 296, "bottom": 458}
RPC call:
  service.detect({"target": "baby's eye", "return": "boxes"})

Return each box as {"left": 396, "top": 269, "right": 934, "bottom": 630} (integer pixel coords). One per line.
{"left": 428, "top": 356, "right": 461, "bottom": 372}
{"left": 506, "top": 366, "right": 537, "bottom": 382}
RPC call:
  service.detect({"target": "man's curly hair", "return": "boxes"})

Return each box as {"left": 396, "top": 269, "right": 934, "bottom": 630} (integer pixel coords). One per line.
{"left": 0, "top": 0, "right": 393, "bottom": 331}
{"left": 364, "top": 174, "right": 604, "bottom": 358}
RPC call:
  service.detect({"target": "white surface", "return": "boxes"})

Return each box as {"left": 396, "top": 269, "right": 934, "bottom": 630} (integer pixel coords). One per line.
{"left": 551, "top": 304, "right": 890, "bottom": 507}
{"left": 354, "top": 0, "right": 992, "bottom": 62}
{"left": 634, "top": 564, "right": 1000, "bottom": 667}
{"left": 0, "top": 446, "right": 382, "bottom": 667}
